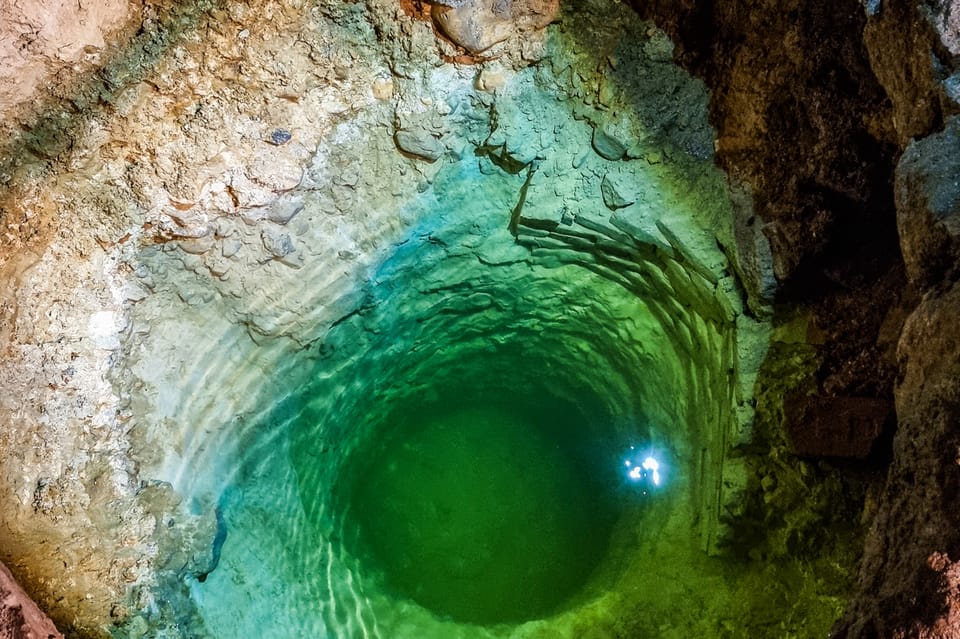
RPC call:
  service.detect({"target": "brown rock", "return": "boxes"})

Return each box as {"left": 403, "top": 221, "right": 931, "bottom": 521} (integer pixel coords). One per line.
{"left": 784, "top": 394, "right": 892, "bottom": 459}
{"left": 628, "top": 0, "right": 905, "bottom": 410}
{"left": 0, "top": 561, "right": 64, "bottom": 639}
{"left": 862, "top": 0, "right": 948, "bottom": 145}
{"left": 834, "top": 279, "right": 960, "bottom": 638}
{"left": 430, "top": 0, "right": 558, "bottom": 54}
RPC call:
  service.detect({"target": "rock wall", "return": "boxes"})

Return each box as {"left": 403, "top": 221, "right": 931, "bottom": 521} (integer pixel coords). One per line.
{"left": 1, "top": 0, "right": 960, "bottom": 636}
{"left": 630, "top": 0, "right": 960, "bottom": 635}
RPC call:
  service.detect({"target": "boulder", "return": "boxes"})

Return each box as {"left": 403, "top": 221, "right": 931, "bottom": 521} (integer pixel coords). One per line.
{"left": 895, "top": 116, "right": 960, "bottom": 290}
{"left": 430, "top": 0, "right": 558, "bottom": 54}
{"left": 394, "top": 129, "right": 445, "bottom": 162}
{"left": 600, "top": 173, "right": 635, "bottom": 210}
{"left": 592, "top": 125, "right": 627, "bottom": 161}
{"left": 431, "top": 0, "right": 515, "bottom": 54}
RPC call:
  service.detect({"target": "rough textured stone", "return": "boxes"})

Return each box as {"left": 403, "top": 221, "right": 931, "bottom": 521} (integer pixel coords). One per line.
{"left": 395, "top": 129, "right": 445, "bottom": 162}
{"left": 629, "top": 0, "right": 908, "bottom": 406}
{"left": 784, "top": 394, "right": 892, "bottom": 459}
{"left": 895, "top": 115, "right": 960, "bottom": 289}
{"left": 600, "top": 173, "right": 635, "bottom": 210}
{"left": 861, "top": 0, "right": 951, "bottom": 144}
{"left": 591, "top": 125, "right": 627, "bottom": 161}
{"left": 0, "top": 561, "right": 64, "bottom": 639}
{"left": 432, "top": 0, "right": 515, "bottom": 53}
{"left": 835, "top": 280, "right": 960, "bottom": 638}
{"left": 430, "top": 0, "right": 559, "bottom": 54}
{"left": 727, "top": 179, "right": 777, "bottom": 312}
{"left": 0, "top": 0, "right": 132, "bottom": 126}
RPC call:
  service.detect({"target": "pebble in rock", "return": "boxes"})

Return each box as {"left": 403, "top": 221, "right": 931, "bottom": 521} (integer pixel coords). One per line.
{"left": 395, "top": 130, "right": 445, "bottom": 162}
{"left": 270, "top": 129, "right": 293, "bottom": 145}
{"left": 601, "top": 173, "right": 635, "bottom": 210}
{"left": 592, "top": 125, "right": 627, "bottom": 161}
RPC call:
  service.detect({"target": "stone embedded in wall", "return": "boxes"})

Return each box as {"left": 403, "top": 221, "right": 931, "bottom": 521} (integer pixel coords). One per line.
{"left": 430, "top": 0, "right": 559, "bottom": 54}
{"left": 895, "top": 115, "right": 960, "bottom": 289}
{"left": 0, "top": 561, "right": 64, "bottom": 639}
{"left": 784, "top": 394, "right": 892, "bottom": 459}
{"left": 475, "top": 67, "right": 507, "bottom": 92}
{"left": 395, "top": 129, "right": 446, "bottom": 162}
{"left": 432, "top": 0, "right": 514, "bottom": 53}
{"left": 591, "top": 125, "right": 628, "bottom": 161}
{"left": 861, "top": 0, "right": 955, "bottom": 144}
{"left": 725, "top": 180, "right": 777, "bottom": 313}
{"left": 600, "top": 173, "right": 635, "bottom": 209}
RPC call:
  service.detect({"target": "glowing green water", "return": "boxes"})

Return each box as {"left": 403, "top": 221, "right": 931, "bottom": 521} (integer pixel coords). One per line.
{"left": 337, "top": 400, "right": 617, "bottom": 625}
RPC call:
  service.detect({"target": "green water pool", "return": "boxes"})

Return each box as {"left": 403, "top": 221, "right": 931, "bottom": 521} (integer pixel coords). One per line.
{"left": 336, "top": 400, "right": 618, "bottom": 625}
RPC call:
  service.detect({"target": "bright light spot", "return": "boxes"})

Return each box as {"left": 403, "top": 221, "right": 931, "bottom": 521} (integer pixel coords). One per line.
{"left": 622, "top": 448, "right": 665, "bottom": 489}
{"left": 88, "top": 310, "right": 120, "bottom": 350}
{"left": 642, "top": 457, "right": 660, "bottom": 485}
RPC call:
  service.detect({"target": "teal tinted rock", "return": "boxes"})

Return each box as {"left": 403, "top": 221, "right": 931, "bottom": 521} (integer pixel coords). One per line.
{"left": 395, "top": 129, "right": 445, "bottom": 162}
{"left": 601, "top": 172, "right": 636, "bottom": 209}
{"left": 592, "top": 124, "right": 627, "bottom": 160}
{"left": 610, "top": 204, "right": 674, "bottom": 253}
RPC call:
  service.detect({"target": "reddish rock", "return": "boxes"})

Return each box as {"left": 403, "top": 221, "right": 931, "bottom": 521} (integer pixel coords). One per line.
{"left": 784, "top": 394, "right": 892, "bottom": 459}
{"left": 0, "top": 561, "right": 64, "bottom": 639}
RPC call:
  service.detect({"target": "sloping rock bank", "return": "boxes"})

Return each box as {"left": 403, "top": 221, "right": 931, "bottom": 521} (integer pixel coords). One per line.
{"left": 630, "top": 0, "right": 960, "bottom": 635}
{"left": 0, "top": 561, "right": 63, "bottom": 639}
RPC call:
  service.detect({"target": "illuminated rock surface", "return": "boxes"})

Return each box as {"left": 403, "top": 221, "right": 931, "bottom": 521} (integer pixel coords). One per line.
{"left": 0, "top": 0, "right": 957, "bottom": 638}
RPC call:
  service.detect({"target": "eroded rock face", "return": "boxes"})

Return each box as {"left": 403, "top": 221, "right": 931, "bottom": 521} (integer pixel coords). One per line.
{"left": 0, "top": 0, "right": 131, "bottom": 125}
{"left": 836, "top": 280, "right": 960, "bottom": 637}
{"left": 896, "top": 115, "right": 960, "bottom": 289}
{"left": 628, "top": 0, "right": 960, "bottom": 635}
{"left": 0, "top": 561, "right": 64, "bottom": 639}
{"left": 430, "top": 0, "right": 558, "bottom": 54}
{"left": 628, "top": 0, "right": 914, "bottom": 435}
